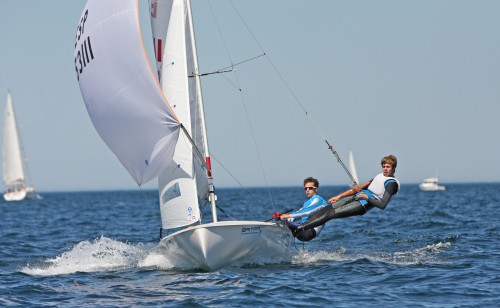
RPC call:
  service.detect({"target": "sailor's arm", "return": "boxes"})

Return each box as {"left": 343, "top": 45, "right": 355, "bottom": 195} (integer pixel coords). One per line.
{"left": 328, "top": 181, "right": 371, "bottom": 204}
{"left": 365, "top": 182, "right": 398, "bottom": 210}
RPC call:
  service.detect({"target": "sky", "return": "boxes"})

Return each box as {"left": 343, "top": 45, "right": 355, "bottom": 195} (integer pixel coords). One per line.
{"left": 1, "top": 0, "right": 499, "bottom": 192}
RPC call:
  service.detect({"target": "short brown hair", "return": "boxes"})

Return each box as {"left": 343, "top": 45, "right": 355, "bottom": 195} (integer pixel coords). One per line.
{"left": 303, "top": 177, "right": 319, "bottom": 188}
{"left": 381, "top": 155, "right": 397, "bottom": 168}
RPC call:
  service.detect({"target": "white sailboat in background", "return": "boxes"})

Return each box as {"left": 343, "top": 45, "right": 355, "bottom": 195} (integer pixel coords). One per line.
{"left": 2, "top": 90, "right": 40, "bottom": 201}
{"left": 74, "top": 0, "right": 291, "bottom": 271}
{"left": 347, "top": 150, "right": 359, "bottom": 186}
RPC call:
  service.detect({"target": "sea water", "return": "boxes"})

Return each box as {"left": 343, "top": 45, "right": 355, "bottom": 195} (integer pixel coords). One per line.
{"left": 0, "top": 184, "right": 498, "bottom": 307}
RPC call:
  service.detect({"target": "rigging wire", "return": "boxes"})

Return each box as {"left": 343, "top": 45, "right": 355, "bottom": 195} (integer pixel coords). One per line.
{"left": 227, "top": 0, "right": 357, "bottom": 186}
{"left": 208, "top": 151, "right": 272, "bottom": 210}
{"left": 232, "top": 70, "right": 276, "bottom": 211}
{"left": 182, "top": 123, "right": 273, "bottom": 218}
{"left": 194, "top": 54, "right": 265, "bottom": 77}
{"left": 206, "top": 0, "right": 276, "bottom": 210}
{"left": 207, "top": 0, "right": 234, "bottom": 67}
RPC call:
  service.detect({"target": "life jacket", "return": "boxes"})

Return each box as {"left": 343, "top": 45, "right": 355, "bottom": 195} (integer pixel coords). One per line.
{"left": 366, "top": 173, "right": 400, "bottom": 199}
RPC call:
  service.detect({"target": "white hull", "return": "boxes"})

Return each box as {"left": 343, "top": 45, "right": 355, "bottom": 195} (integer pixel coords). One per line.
{"left": 160, "top": 221, "right": 293, "bottom": 271}
{"left": 419, "top": 177, "right": 445, "bottom": 191}
{"left": 419, "top": 184, "right": 445, "bottom": 191}
{"left": 3, "top": 188, "right": 27, "bottom": 201}
{"left": 3, "top": 185, "right": 40, "bottom": 201}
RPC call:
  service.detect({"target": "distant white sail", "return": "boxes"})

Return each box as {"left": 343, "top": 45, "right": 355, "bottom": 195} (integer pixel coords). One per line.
{"left": 3, "top": 90, "right": 40, "bottom": 201}
{"left": 74, "top": 0, "right": 181, "bottom": 186}
{"left": 3, "top": 91, "right": 25, "bottom": 186}
{"left": 348, "top": 150, "right": 359, "bottom": 185}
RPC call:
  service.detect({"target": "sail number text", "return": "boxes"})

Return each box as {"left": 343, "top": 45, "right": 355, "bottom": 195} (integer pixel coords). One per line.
{"left": 74, "top": 9, "right": 94, "bottom": 80}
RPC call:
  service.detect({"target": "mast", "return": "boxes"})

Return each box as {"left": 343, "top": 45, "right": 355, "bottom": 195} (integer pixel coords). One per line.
{"left": 185, "top": 0, "right": 218, "bottom": 222}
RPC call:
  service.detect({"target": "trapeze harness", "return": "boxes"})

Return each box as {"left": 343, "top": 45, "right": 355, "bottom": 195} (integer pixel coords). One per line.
{"left": 298, "top": 174, "right": 400, "bottom": 232}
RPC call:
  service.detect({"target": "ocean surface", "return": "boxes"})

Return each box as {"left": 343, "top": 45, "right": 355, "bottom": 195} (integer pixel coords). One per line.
{"left": 1, "top": 183, "right": 498, "bottom": 307}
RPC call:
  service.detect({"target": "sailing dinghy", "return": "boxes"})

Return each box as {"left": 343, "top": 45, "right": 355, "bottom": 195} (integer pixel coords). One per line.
{"left": 2, "top": 90, "right": 39, "bottom": 201}
{"left": 74, "top": 0, "right": 292, "bottom": 271}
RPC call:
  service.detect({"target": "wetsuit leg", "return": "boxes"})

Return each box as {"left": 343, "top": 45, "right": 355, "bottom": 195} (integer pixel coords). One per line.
{"left": 298, "top": 198, "right": 366, "bottom": 231}
{"left": 296, "top": 229, "right": 317, "bottom": 242}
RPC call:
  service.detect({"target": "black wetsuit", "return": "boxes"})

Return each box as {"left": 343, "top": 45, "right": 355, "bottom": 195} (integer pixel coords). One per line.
{"left": 296, "top": 181, "right": 399, "bottom": 232}
{"left": 289, "top": 224, "right": 317, "bottom": 241}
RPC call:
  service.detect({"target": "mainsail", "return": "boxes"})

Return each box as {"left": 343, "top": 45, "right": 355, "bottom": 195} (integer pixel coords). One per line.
{"left": 2, "top": 91, "right": 25, "bottom": 187}
{"left": 74, "top": 0, "right": 181, "bottom": 186}
{"left": 150, "top": 0, "right": 206, "bottom": 229}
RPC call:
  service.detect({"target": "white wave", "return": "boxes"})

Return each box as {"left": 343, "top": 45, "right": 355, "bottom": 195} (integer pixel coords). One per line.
{"left": 138, "top": 245, "right": 176, "bottom": 270}
{"left": 290, "top": 242, "right": 452, "bottom": 266}
{"left": 22, "top": 236, "right": 452, "bottom": 275}
{"left": 21, "top": 236, "right": 170, "bottom": 276}
{"left": 22, "top": 235, "right": 294, "bottom": 275}
{"left": 384, "top": 241, "right": 452, "bottom": 265}
{"left": 291, "top": 247, "right": 347, "bottom": 265}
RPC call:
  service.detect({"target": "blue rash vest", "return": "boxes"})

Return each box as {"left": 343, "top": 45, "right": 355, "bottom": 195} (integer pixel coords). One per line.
{"left": 288, "top": 195, "right": 328, "bottom": 224}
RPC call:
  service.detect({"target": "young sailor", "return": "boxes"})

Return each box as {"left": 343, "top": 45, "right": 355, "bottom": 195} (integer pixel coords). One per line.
{"left": 278, "top": 177, "right": 328, "bottom": 241}
{"left": 293, "top": 155, "right": 400, "bottom": 233}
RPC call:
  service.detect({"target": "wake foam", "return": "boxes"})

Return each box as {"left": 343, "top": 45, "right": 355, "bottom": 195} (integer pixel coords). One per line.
{"left": 21, "top": 236, "right": 174, "bottom": 276}
{"left": 21, "top": 236, "right": 451, "bottom": 275}
{"left": 21, "top": 235, "right": 293, "bottom": 275}
{"left": 291, "top": 242, "right": 452, "bottom": 266}
{"left": 292, "top": 247, "right": 347, "bottom": 265}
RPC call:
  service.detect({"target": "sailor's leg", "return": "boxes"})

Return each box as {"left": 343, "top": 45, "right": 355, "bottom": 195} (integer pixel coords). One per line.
{"left": 295, "top": 229, "right": 317, "bottom": 242}
{"left": 299, "top": 198, "right": 366, "bottom": 231}
{"left": 329, "top": 201, "right": 366, "bottom": 219}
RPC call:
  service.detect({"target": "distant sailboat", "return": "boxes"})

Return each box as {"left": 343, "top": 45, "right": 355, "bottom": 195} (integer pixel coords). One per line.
{"left": 2, "top": 90, "right": 40, "bottom": 201}
{"left": 74, "top": 0, "right": 291, "bottom": 271}
{"left": 348, "top": 150, "right": 359, "bottom": 186}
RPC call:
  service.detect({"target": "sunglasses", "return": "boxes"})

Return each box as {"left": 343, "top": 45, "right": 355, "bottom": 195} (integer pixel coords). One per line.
{"left": 304, "top": 186, "right": 317, "bottom": 191}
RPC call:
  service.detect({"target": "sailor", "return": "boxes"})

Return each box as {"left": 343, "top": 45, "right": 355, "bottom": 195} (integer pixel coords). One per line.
{"left": 274, "top": 177, "right": 328, "bottom": 241}
{"left": 291, "top": 155, "right": 400, "bottom": 234}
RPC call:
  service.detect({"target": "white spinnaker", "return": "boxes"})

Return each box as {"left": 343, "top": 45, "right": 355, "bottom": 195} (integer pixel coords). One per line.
{"left": 2, "top": 91, "right": 25, "bottom": 186}
{"left": 74, "top": 0, "right": 180, "bottom": 186}
{"left": 150, "top": 0, "right": 202, "bottom": 229}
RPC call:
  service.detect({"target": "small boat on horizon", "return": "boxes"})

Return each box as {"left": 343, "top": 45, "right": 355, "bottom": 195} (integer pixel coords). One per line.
{"left": 2, "top": 90, "right": 41, "bottom": 201}
{"left": 419, "top": 177, "right": 445, "bottom": 191}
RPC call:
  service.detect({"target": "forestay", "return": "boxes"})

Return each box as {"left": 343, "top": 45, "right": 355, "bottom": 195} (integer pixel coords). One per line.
{"left": 74, "top": 0, "right": 181, "bottom": 186}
